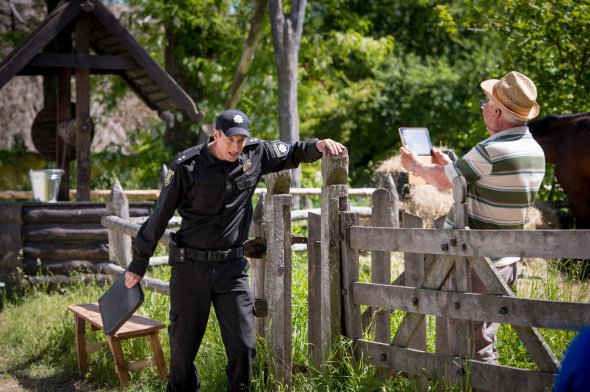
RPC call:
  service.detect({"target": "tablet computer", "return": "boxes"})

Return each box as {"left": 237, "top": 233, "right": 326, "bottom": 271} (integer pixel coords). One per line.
{"left": 399, "top": 127, "right": 433, "bottom": 156}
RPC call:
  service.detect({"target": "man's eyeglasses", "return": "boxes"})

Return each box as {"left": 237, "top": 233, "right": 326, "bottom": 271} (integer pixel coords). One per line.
{"left": 479, "top": 98, "right": 490, "bottom": 110}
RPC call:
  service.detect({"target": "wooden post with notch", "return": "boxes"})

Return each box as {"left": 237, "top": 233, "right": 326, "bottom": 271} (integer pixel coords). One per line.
{"left": 319, "top": 147, "right": 349, "bottom": 364}
{"left": 263, "top": 170, "right": 293, "bottom": 385}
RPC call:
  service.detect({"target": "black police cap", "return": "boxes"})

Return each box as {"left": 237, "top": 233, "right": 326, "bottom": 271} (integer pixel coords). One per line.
{"left": 215, "top": 109, "right": 250, "bottom": 138}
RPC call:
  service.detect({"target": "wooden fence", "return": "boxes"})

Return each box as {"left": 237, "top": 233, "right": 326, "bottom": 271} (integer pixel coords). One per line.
{"left": 340, "top": 177, "right": 590, "bottom": 391}
{"left": 100, "top": 150, "right": 590, "bottom": 391}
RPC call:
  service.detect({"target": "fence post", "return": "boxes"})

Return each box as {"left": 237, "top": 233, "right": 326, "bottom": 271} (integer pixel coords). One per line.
{"left": 340, "top": 211, "right": 361, "bottom": 348}
{"left": 320, "top": 148, "right": 349, "bottom": 360}
{"left": 307, "top": 212, "right": 323, "bottom": 368}
{"left": 249, "top": 192, "right": 267, "bottom": 336}
{"left": 372, "top": 189, "right": 393, "bottom": 344}
{"left": 402, "top": 211, "right": 428, "bottom": 389}
{"left": 106, "top": 180, "right": 131, "bottom": 266}
{"left": 449, "top": 176, "right": 475, "bottom": 359}
{"left": 263, "top": 171, "right": 293, "bottom": 386}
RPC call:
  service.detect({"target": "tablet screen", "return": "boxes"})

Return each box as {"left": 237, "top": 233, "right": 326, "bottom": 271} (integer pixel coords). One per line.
{"left": 399, "top": 127, "right": 432, "bottom": 156}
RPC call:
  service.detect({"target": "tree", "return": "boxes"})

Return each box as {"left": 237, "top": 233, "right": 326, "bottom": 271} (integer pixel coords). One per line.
{"left": 268, "top": 0, "right": 307, "bottom": 188}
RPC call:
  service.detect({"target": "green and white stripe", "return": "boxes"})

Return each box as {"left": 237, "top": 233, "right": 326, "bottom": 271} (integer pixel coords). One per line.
{"left": 444, "top": 127, "right": 545, "bottom": 265}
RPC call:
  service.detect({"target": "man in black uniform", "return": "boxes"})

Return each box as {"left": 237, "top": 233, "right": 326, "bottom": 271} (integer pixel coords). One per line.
{"left": 124, "top": 109, "right": 344, "bottom": 391}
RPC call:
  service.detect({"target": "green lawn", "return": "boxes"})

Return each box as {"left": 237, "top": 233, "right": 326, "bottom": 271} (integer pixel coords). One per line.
{"left": 0, "top": 255, "right": 586, "bottom": 391}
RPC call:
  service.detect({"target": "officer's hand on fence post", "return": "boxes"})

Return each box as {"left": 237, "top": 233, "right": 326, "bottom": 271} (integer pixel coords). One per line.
{"left": 125, "top": 271, "right": 142, "bottom": 288}
{"left": 317, "top": 139, "right": 345, "bottom": 156}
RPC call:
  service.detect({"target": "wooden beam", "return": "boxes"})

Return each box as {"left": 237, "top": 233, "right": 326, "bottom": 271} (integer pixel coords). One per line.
{"left": 352, "top": 283, "right": 590, "bottom": 330}
{"left": 349, "top": 226, "right": 590, "bottom": 259}
{"left": 0, "top": 0, "right": 81, "bottom": 89}
{"left": 28, "top": 53, "right": 141, "bottom": 71}
{"left": 75, "top": 12, "right": 91, "bottom": 201}
{"left": 358, "top": 340, "right": 555, "bottom": 392}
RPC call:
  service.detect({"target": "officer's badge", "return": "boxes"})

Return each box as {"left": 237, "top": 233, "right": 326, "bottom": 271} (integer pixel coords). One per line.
{"left": 243, "top": 159, "right": 252, "bottom": 173}
{"left": 165, "top": 169, "right": 175, "bottom": 187}
{"left": 272, "top": 141, "right": 290, "bottom": 158}
{"left": 233, "top": 114, "right": 244, "bottom": 124}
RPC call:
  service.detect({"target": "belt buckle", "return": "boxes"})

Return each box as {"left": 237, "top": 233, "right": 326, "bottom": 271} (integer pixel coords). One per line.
{"left": 207, "top": 250, "right": 217, "bottom": 262}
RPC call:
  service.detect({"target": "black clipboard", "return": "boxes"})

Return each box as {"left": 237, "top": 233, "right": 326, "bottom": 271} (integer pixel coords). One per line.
{"left": 399, "top": 127, "right": 433, "bottom": 156}
{"left": 98, "top": 273, "right": 144, "bottom": 335}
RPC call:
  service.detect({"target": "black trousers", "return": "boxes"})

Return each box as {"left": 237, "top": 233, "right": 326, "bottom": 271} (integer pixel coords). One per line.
{"left": 166, "top": 257, "right": 256, "bottom": 392}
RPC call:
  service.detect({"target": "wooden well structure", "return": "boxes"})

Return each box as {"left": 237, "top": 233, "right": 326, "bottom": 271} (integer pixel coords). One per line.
{"left": 0, "top": 0, "right": 203, "bottom": 283}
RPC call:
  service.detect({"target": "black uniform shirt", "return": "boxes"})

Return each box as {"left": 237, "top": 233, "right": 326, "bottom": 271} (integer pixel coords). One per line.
{"left": 127, "top": 137, "right": 322, "bottom": 277}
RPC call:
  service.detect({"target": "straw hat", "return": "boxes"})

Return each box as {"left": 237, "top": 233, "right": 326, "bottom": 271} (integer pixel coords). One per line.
{"left": 480, "top": 71, "right": 540, "bottom": 121}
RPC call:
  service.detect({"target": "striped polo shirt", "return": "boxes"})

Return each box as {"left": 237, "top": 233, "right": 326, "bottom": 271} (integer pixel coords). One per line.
{"left": 443, "top": 127, "right": 545, "bottom": 265}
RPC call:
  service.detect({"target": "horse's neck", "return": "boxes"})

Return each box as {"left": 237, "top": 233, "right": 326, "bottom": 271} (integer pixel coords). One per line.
{"left": 529, "top": 121, "right": 563, "bottom": 163}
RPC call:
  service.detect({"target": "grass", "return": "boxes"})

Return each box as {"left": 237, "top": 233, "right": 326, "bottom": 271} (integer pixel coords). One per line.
{"left": 0, "top": 254, "right": 587, "bottom": 391}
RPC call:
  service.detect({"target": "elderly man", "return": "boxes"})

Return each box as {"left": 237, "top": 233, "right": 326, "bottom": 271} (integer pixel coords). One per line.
{"left": 399, "top": 71, "right": 546, "bottom": 364}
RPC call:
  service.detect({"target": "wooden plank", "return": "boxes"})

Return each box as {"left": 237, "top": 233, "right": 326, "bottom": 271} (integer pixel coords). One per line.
{"left": 402, "top": 212, "right": 427, "bottom": 389}
{"left": 320, "top": 184, "right": 348, "bottom": 340}
{"left": 248, "top": 193, "right": 266, "bottom": 333}
{"left": 307, "top": 212, "right": 323, "bottom": 368}
{"left": 23, "top": 259, "right": 110, "bottom": 275}
{"left": 57, "top": 67, "right": 72, "bottom": 201}
{"left": 0, "top": 0, "right": 81, "bottom": 89}
{"left": 23, "top": 242, "right": 108, "bottom": 260}
{"left": 340, "top": 212, "right": 361, "bottom": 342}
{"left": 106, "top": 180, "right": 132, "bottom": 266}
{"left": 101, "top": 215, "right": 172, "bottom": 245}
{"left": 23, "top": 205, "right": 151, "bottom": 224}
{"left": 449, "top": 178, "right": 474, "bottom": 359}
{"left": 349, "top": 227, "right": 590, "bottom": 259}
{"left": 23, "top": 224, "right": 107, "bottom": 242}
{"left": 372, "top": 189, "right": 393, "bottom": 344}
{"left": 263, "top": 193, "right": 293, "bottom": 385}
{"left": 353, "top": 283, "right": 590, "bottom": 330}
{"left": 357, "top": 340, "right": 555, "bottom": 392}
{"left": 28, "top": 53, "right": 140, "bottom": 71}
{"left": 91, "top": 0, "right": 202, "bottom": 121}
{"left": 76, "top": 12, "right": 91, "bottom": 201}
{"left": 148, "top": 332, "right": 168, "bottom": 379}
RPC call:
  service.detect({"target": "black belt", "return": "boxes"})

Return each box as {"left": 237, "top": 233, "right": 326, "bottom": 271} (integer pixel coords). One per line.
{"left": 174, "top": 244, "right": 244, "bottom": 263}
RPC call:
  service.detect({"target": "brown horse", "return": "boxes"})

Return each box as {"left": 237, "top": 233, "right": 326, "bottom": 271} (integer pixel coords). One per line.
{"left": 528, "top": 112, "right": 590, "bottom": 229}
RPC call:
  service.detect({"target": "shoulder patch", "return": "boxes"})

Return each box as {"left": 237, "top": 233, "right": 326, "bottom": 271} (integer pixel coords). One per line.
{"left": 164, "top": 169, "right": 175, "bottom": 187}
{"left": 271, "top": 141, "right": 290, "bottom": 158}
{"left": 174, "top": 146, "right": 200, "bottom": 164}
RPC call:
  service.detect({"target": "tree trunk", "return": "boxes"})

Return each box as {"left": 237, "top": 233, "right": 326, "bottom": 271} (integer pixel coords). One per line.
{"left": 225, "top": 0, "right": 268, "bottom": 109}
{"left": 268, "top": 0, "right": 307, "bottom": 189}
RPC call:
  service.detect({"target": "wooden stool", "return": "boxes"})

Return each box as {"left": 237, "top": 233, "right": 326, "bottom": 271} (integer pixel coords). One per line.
{"left": 68, "top": 303, "right": 167, "bottom": 387}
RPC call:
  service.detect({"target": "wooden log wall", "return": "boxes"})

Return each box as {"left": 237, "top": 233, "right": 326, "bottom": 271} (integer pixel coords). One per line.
{"left": 0, "top": 201, "right": 152, "bottom": 278}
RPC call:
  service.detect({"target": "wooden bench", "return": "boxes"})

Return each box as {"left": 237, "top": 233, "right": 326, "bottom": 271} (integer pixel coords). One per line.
{"left": 67, "top": 303, "right": 167, "bottom": 387}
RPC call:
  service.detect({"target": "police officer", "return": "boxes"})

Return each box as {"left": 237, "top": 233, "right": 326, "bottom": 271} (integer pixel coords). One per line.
{"left": 124, "top": 109, "right": 344, "bottom": 391}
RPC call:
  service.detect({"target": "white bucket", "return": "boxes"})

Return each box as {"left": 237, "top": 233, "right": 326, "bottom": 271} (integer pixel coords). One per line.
{"left": 29, "top": 169, "right": 64, "bottom": 203}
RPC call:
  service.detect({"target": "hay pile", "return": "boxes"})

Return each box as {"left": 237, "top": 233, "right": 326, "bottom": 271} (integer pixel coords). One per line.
{"left": 375, "top": 153, "right": 559, "bottom": 229}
